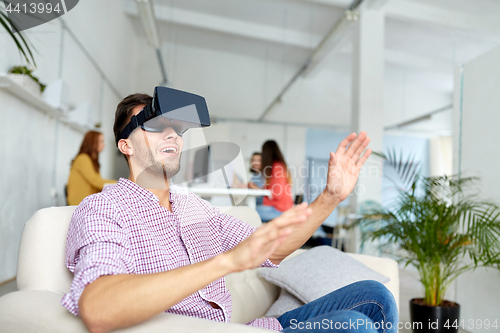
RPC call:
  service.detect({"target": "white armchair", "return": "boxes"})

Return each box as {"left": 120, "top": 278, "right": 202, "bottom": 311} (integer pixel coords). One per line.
{"left": 0, "top": 206, "right": 399, "bottom": 332}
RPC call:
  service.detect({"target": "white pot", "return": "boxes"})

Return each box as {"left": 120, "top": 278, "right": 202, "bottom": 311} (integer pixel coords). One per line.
{"left": 8, "top": 73, "right": 42, "bottom": 96}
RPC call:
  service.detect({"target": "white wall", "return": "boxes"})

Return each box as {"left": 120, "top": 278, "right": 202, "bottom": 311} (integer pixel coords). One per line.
{"left": 453, "top": 46, "right": 500, "bottom": 329}
{"left": 0, "top": 0, "right": 139, "bottom": 282}
{"left": 384, "top": 65, "right": 453, "bottom": 129}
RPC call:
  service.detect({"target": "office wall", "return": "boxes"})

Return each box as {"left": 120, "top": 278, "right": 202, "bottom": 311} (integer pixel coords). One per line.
{"left": 384, "top": 65, "right": 453, "bottom": 130}
{"left": 453, "top": 46, "right": 500, "bottom": 328}
{"left": 305, "top": 129, "right": 430, "bottom": 222}
{"left": 382, "top": 135, "right": 430, "bottom": 205}
{"left": 0, "top": 0, "right": 138, "bottom": 282}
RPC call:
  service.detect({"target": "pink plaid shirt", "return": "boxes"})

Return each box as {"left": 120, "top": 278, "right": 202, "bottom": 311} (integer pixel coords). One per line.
{"left": 61, "top": 178, "right": 283, "bottom": 331}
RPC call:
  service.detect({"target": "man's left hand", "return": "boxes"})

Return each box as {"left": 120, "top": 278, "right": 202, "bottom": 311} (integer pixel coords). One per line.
{"left": 323, "top": 131, "right": 371, "bottom": 204}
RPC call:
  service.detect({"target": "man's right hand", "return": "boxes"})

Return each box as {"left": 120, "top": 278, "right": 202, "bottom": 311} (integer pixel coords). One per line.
{"left": 223, "top": 203, "right": 312, "bottom": 271}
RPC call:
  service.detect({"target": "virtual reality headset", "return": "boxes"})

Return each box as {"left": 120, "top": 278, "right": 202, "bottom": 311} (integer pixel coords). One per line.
{"left": 119, "top": 86, "right": 211, "bottom": 141}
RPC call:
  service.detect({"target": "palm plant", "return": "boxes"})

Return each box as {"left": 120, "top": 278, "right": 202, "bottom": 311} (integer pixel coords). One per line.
{"left": 363, "top": 150, "right": 500, "bottom": 307}
{"left": 0, "top": 8, "right": 37, "bottom": 67}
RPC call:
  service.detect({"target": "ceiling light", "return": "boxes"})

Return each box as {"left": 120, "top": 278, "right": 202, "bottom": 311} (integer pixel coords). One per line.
{"left": 135, "top": 0, "right": 161, "bottom": 48}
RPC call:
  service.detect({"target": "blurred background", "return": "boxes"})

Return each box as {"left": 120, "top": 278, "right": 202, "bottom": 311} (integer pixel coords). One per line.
{"left": 1, "top": 0, "right": 499, "bottom": 329}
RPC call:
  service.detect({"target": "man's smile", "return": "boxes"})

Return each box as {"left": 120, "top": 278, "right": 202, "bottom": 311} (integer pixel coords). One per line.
{"left": 159, "top": 145, "right": 179, "bottom": 157}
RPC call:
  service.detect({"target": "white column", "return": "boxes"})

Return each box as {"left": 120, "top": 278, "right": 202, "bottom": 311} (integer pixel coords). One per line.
{"left": 350, "top": 8, "right": 385, "bottom": 252}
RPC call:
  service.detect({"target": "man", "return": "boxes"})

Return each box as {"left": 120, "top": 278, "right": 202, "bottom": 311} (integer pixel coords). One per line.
{"left": 62, "top": 88, "right": 397, "bottom": 333}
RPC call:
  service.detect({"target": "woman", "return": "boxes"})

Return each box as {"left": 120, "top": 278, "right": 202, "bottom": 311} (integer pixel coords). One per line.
{"left": 66, "top": 131, "right": 115, "bottom": 205}
{"left": 248, "top": 152, "right": 265, "bottom": 205}
{"left": 256, "top": 140, "right": 293, "bottom": 222}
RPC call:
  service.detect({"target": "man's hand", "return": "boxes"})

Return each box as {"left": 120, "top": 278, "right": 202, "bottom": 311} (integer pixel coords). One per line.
{"left": 224, "top": 203, "right": 312, "bottom": 271}
{"left": 323, "top": 131, "right": 372, "bottom": 204}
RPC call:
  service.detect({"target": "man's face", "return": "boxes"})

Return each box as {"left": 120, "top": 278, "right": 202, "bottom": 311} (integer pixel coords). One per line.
{"left": 127, "top": 105, "right": 184, "bottom": 180}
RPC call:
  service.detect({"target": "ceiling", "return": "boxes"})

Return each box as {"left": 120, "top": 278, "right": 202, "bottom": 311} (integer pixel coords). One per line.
{"left": 123, "top": 0, "right": 500, "bottom": 134}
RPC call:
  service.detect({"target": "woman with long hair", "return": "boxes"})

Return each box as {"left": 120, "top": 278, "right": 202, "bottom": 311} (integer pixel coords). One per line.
{"left": 66, "top": 131, "right": 115, "bottom": 205}
{"left": 256, "top": 140, "right": 293, "bottom": 222}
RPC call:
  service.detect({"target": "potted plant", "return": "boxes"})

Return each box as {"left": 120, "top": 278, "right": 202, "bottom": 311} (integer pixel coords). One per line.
{"left": 8, "top": 65, "right": 46, "bottom": 95}
{"left": 361, "top": 153, "right": 500, "bottom": 333}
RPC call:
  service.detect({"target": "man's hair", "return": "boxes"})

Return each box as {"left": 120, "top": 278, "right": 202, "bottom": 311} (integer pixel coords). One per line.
{"left": 113, "top": 93, "right": 153, "bottom": 162}
{"left": 113, "top": 93, "right": 153, "bottom": 145}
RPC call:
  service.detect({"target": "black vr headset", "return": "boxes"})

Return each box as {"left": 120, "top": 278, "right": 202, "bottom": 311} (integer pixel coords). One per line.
{"left": 119, "top": 86, "right": 211, "bottom": 142}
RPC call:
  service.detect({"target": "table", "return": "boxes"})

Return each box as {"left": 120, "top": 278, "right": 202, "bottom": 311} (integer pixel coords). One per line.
{"left": 188, "top": 187, "right": 271, "bottom": 209}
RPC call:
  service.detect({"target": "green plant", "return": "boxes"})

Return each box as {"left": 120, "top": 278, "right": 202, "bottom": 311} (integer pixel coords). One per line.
{"left": 0, "top": 8, "right": 37, "bottom": 67}
{"left": 8, "top": 65, "right": 46, "bottom": 92}
{"left": 363, "top": 171, "right": 500, "bottom": 307}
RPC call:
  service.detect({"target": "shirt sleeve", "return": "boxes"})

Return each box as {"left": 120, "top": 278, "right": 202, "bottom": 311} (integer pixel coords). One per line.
{"left": 212, "top": 207, "right": 279, "bottom": 269}
{"left": 61, "top": 195, "right": 134, "bottom": 316}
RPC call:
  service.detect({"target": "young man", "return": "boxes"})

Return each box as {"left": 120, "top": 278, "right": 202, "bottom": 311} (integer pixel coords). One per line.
{"left": 62, "top": 89, "right": 397, "bottom": 333}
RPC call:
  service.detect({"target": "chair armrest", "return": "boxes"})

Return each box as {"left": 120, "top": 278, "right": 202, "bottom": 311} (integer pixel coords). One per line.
{"left": 0, "top": 290, "right": 270, "bottom": 333}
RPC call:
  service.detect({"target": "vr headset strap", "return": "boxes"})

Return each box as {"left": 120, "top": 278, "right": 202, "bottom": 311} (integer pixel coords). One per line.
{"left": 119, "top": 104, "right": 154, "bottom": 141}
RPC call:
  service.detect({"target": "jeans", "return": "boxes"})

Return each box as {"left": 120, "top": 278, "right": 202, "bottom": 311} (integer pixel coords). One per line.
{"left": 256, "top": 205, "right": 283, "bottom": 222}
{"left": 277, "top": 280, "right": 398, "bottom": 333}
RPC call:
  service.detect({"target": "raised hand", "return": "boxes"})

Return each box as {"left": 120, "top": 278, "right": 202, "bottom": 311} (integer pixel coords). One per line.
{"left": 225, "top": 203, "right": 312, "bottom": 272}
{"left": 324, "top": 131, "right": 372, "bottom": 203}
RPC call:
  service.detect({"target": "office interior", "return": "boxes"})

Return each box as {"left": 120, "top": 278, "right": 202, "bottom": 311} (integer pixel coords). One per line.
{"left": 0, "top": 0, "right": 499, "bottom": 331}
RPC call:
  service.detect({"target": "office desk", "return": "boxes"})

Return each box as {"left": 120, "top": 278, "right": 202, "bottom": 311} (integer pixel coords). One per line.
{"left": 188, "top": 188, "right": 271, "bottom": 209}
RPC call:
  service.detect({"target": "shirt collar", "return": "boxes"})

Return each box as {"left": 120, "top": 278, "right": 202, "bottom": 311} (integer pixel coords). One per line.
{"left": 116, "top": 178, "right": 188, "bottom": 212}
{"left": 117, "top": 178, "right": 160, "bottom": 203}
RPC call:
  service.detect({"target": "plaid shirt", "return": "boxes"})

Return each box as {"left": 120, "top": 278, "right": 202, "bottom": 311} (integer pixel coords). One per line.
{"left": 61, "top": 178, "right": 283, "bottom": 331}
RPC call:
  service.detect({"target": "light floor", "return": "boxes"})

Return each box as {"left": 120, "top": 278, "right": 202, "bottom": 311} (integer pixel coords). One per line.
{"left": 0, "top": 270, "right": 470, "bottom": 332}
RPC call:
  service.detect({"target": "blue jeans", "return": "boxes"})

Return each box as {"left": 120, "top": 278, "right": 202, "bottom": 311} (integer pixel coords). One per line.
{"left": 278, "top": 280, "right": 398, "bottom": 333}
{"left": 256, "top": 205, "right": 283, "bottom": 222}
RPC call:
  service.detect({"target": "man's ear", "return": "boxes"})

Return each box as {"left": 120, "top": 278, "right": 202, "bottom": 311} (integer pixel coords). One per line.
{"left": 118, "top": 139, "right": 133, "bottom": 157}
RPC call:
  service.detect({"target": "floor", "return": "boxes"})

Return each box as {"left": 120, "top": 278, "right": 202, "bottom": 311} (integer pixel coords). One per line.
{"left": 0, "top": 270, "right": 470, "bottom": 332}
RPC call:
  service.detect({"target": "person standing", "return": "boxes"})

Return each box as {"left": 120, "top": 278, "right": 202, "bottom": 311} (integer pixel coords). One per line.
{"left": 248, "top": 152, "right": 265, "bottom": 205}
{"left": 256, "top": 140, "right": 293, "bottom": 222}
{"left": 66, "top": 131, "right": 116, "bottom": 205}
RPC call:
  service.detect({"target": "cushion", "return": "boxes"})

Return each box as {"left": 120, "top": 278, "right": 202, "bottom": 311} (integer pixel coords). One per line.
{"left": 265, "top": 288, "right": 304, "bottom": 318}
{"left": 258, "top": 246, "right": 390, "bottom": 304}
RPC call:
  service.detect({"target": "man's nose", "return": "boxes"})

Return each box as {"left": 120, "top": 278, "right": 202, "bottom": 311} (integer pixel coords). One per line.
{"left": 163, "top": 127, "right": 178, "bottom": 140}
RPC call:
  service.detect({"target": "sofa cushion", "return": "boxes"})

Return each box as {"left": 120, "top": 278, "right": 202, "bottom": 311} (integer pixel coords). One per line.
{"left": 258, "top": 246, "right": 390, "bottom": 304}
{"left": 264, "top": 288, "right": 304, "bottom": 318}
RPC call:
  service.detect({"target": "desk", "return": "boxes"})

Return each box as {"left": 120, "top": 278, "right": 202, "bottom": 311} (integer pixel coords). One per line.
{"left": 188, "top": 188, "right": 271, "bottom": 209}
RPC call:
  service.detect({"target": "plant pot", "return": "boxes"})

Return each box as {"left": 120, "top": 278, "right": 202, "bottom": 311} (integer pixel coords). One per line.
{"left": 8, "top": 73, "right": 42, "bottom": 95}
{"left": 410, "top": 298, "right": 460, "bottom": 333}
